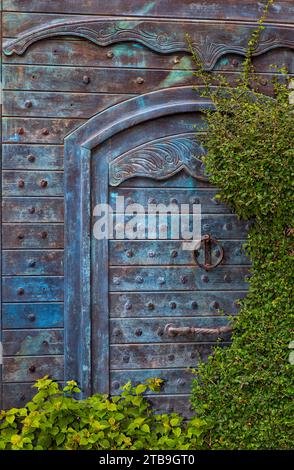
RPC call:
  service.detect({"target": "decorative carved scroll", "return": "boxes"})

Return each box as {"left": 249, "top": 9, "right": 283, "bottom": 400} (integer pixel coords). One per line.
{"left": 109, "top": 134, "right": 209, "bottom": 186}
{"left": 3, "top": 18, "right": 294, "bottom": 71}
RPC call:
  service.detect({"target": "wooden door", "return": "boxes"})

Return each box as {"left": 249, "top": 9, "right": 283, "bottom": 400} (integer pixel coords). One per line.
{"left": 88, "top": 94, "right": 250, "bottom": 415}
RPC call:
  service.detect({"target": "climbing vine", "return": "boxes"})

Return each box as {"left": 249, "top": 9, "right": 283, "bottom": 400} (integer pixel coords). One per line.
{"left": 189, "top": 0, "right": 294, "bottom": 449}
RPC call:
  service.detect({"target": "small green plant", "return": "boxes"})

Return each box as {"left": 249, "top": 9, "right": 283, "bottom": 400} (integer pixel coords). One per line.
{"left": 0, "top": 376, "right": 206, "bottom": 450}
{"left": 188, "top": 0, "right": 294, "bottom": 450}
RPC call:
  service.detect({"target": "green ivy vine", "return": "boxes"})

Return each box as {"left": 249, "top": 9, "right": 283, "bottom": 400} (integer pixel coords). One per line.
{"left": 189, "top": 0, "right": 294, "bottom": 449}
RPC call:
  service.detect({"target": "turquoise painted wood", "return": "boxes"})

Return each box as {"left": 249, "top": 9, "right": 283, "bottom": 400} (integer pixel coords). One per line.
{"left": 1, "top": 0, "right": 293, "bottom": 414}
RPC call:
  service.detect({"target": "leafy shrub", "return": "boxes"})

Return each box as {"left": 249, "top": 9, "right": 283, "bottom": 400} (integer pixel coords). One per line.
{"left": 0, "top": 377, "right": 206, "bottom": 450}
{"left": 189, "top": 0, "right": 294, "bottom": 449}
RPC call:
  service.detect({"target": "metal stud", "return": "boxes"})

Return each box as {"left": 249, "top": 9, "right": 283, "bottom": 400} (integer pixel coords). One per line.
{"left": 203, "top": 224, "right": 210, "bottom": 231}
{"left": 29, "top": 365, "right": 36, "bottom": 373}
{"left": 135, "top": 276, "right": 144, "bottom": 284}
{"left": 191, "top": 352, "right": 197, "bottom": 359}
{"left": 201, "top": 275, "right": 209, "bottom": 283}
{"left": 18, "top": 179, "right": 25, "bottom": 188}
{"left": 125, "top": 301, "right": 132, "bottom": 310}
{"left": 171, "top": 250, "right": 178, "bottom": 258}
{"left": 135, "top": 328, "right": 142, "bottom": 337}
{"left": 123, "top": 355, "right": 130, "bottom": 363}
{"left": 224, "top": 223, "right": 232, "bottom": 231}
{"left": 260, "top": 78, "right": 268, "bottom": 86}
{"left": 39, "top": 231, "right": 48, "bottom": 239}
{"left": 191, "top": 301, "right": 198, "bottom": 309}
{"left": 17, "top": 233, "right": 24, "bottom": 240}
{"left": 42, "top": 340, "right": 48, "bottom": 346}
{"left": 113, "top": 276, "right": 121, "bottom": 285}
{"left": 148, "top": 250, "right": 155, "bottom": 258}
{"left": 210, "top": 301, "right": 220, "bottom": 310}
{"left": 28, "top": 313, "right": 36, "bottom": 322}
{"left": 41, "top": 128, "right": 49, "bottom": 136}
{"left": 169, "top": 301, "right": 177, "bottom": 309}
{"left": 158, "top": 277, "right": 165, "bottom": 285}
{"left": 27, "top": 154, "right": 35, "bottom": 162}
{"left": 112, "top": 381, "right": 120, "bottom": 390}
{"left": 168, "top": 354, "right": 175, "bottom": 361}
{"left": 28, "top": 260, "right": 36, "bottom": 268}
{"left": 106, "top": 51, "right": 114, "bottom": 59}
{"left": 18, "top": 288, "right": 25, "bottom": 296}
{"left": 170, "top": 198, "right": 178, "bottom": 204}
{"left": 157, "top": 327, "right": 164, "bottom": 336}
{"left": 181, "top": 276, "right": 188, "bottom": 284}
{"left": 28, "top": 207, "right": 35, "bottom": 214}
{"left": 126, "top": 250, "right": 134, "bottom": 258}
{"left": 25, "top": 100, "right": 32, "bottom": 108}
{"left": 83, "top": 75, "right": 91, "bottom": 84}
{"left": 136, "top": 77, "right": 144, "bottom": 84}
{"left": 113, "top": 328, "right": 121, "bottom": 337}
{"left": 40, "top": 179, "right": 48, "bottom": 188}
{"left": 147, "top": 302, "right": 154, "bottom": 310}
{"left": 232, "top": 58, "right": 239, "bottom": 67}
{"left": 173, "top": 56, "right": 180, "bottom": 64}
{"left": 17, "top": 127, "right": 24, "bottom": 135}
{"left": 224, "top": 274, "right": 231, "bottom": 283}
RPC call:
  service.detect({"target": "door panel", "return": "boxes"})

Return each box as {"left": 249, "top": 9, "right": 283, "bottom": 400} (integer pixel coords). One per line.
{"left": 91, "top": 110, "right": 250, "bottom": 415}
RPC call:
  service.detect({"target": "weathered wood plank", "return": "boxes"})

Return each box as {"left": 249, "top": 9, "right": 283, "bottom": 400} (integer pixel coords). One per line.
{"left": 2, "top": 383, "right": 36, "bottom": 409}
{"left": 3, "top": 91, "right": 133, "bottom": 118}
{"left": 2, "top": 198, "right": 64, "bottom": 222}
{"left": 2, "top": 144, "right": 64, "bottom": 170}
{"left": 110, "top": 317, "right": 232, "bottom": 343}
{"left": 2, "top": 356, "right": 64, "bottom": 382}
{"left": 2, "top": 224, "right": 64, "bottom": 249}
{"left": 2, "top": 329, "right": 64, "bottom": 356}
{"left": 2, "top": 303, "right": 64, "bottom": 329}
{"left": 111, "top": 368, "right": 194, "bottom": 395}
{"left": 2, "top": 171, "right": 64, "bottom": 196}
{"left": 3, "top": 65, "right": 280, "bottom": 96}
{"left": 2, "top": 1, "right": 293, "bottom": 23}
{"left": 3, "top": 37, "right": 293, "bottom": 74}
{"left": 109, "top": 291, "right": 247, "bottom": 317}
{"left": 110, "top": 342, "right": 226, "bottom": 369}
{"left": 110, "top": 188, "right": 232, "bottom": 214}
{"left": 148, "top": 395, "right": 192, "bottom": 418}
{"left": 2, "top": 117, "right": 85, "bottom": 144}
{"left": 109, "top": 240, "right": 249, "bottom": 266}
{"left": 2, "top": 276, "right": 64, "bottom": 302}
{"left": 2, "top": 250, "right": 63, "bottom": 276}
{"left": 109, "top": 266, "right": 249, "bottom": 291}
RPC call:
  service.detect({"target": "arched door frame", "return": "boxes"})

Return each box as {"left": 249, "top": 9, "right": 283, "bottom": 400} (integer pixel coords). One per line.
{"left": 64, "top": 85, "right": 215, "bottom": 395}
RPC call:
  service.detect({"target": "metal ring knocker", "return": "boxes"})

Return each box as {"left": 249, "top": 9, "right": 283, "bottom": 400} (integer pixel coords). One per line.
{"left": 194, "top": 233, "right": 224, "bottom": 271}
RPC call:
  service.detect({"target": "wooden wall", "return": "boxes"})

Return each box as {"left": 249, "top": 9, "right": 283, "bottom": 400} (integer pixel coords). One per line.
{"left": 1, "top": 1, "right": 294, "bottom": 409}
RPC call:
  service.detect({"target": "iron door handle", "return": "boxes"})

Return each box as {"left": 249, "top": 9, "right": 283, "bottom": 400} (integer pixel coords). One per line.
{"left": 194, "top": 233, "right": 224, "bottom": 271}
{"left": 165, "top": 323, "right": 232, "bottom": 337}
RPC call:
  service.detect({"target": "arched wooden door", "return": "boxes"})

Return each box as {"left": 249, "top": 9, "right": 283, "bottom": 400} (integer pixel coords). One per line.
{"left": 64, "top": 86, "right": 250, "bottom": 415}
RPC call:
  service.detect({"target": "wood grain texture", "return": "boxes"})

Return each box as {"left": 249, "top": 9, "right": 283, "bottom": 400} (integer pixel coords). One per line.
{"left": 2, "top": 117, "right": 85, "bottom": 144}
{"left": 2, "top": 303, "right": 64, "bottom": 329}
{"left": 3, "top": 1, "right": 293, "bottom": 23}
{"left": 109, "top": 291, "right": 246, "bottom": 317}
{"left": 110, "top": 342, "right": 228, "bottom": 369}
{"left": 2, "top": 356, "right": 64, "bottom": 382}
{"left": 3, "top": 91, "right": 133, "bottom": 118}
{"left": 2, "top": 198, "right": 64, "bottom": 222}
{"left": 2, "top": 171, "right": 64, "bottom": 196}
{"left": 2, "top": 144, "right": 64, "bottom": 170}
{"left": 3, "top": 65, "right": 283, "bottom": 96}
{"left": 2, "top": 224, "right": 64, "bottom": 249}
{"left": 2, "top": 276, "right": 64, "bottom": 302}
{"left": 2, "top": 250, "right": 63, "bottom": 275}
{"left": 2, "top": 329, "right": 64, "bottom": 356}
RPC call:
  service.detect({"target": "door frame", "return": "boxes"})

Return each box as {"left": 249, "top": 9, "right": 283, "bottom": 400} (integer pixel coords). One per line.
{"left": 64, "top": 86, "right": 215, "bottom": 395}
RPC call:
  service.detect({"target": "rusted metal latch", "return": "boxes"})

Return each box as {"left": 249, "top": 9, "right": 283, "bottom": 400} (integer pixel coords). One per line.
{"left": 194, "top": 233, "right": 224, "bottom": 271}
{"left": 165, "top": 323, "right": 232, "bottom": 337}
